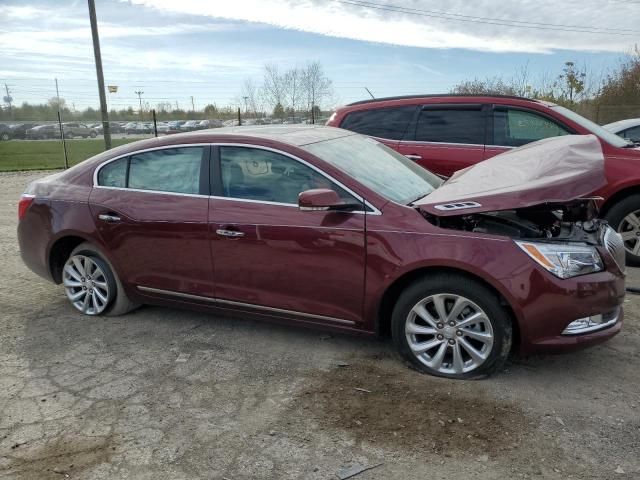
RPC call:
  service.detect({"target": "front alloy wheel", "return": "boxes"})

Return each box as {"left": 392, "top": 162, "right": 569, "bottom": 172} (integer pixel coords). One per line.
{"left": 392, "top": 274, "right": 511, "bottom": 379}
{"left": 405, "top": 294, "right": 494, "bottom": 375}
{"left": 63, "top": 254, "right": 112, "bottom": 315}
{"left": 619, "top": 209, "right": 640, "bottom": 258}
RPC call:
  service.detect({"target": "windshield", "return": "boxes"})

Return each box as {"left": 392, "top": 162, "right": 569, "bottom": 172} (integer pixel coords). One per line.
{"left": 302, "top": 134, "right": 442, "bottom": 204}
{"left": 551, "top": 105, "right": 634, "bottom": 148}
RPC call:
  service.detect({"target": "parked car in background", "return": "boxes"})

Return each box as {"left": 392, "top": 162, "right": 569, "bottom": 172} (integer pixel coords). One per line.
{"left": 62, "top": 123, "right": 97, "bottom": 139}
{"left": 604, "top": 118, "right": 640, "bottom": 144}
{"left": 26, "top": 124, "right": 59, "bottom": 140}
{"left": 93, "top": 122, "right": 124, "bottom": 134}
{"left": 9, "top": 123, "right": 39, "bottom": 139}
{"left": 17, "top": 126, "right": 625, "bottom": 379}
{"left": 0, "top": 124, "right": 13, "bottom": 141}
{"left": 328, "top": 94, "right": 640, "bottom": 265}
{"left": 124, "top": 122, "right": 152, "bottom": 135}
{"left": 181, "top": 120, "right": 201, "bottom": 131}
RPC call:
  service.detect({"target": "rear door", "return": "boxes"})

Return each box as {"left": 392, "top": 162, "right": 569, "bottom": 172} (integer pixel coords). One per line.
{"left": 396, "top": 104, "right": 487, "bottom": 177}
{"left": 485, "top": 105, "right": 572, "bottom": 159}
{"left": 90, "top": 145, "right": 213, "bottom": 297}
{"left": 338, "top": 105, "right": 417, "bottom": 150}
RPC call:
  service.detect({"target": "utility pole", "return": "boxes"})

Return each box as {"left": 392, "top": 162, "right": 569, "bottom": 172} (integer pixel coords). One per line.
{"left": 190, "top": 96, "right": 195, "bottom": 112}
{"left": 54, "top": 78, "right": 69, "bottom": 169}
{"left": 242, "top": 96, "right": 249, "bottom": 114}
{"left": 3, "top": 84, "right": 12, "bottom": 118}
{"left": 88, "top": 0, "right": 111, "bottom": 149}
{"left": 135, "top": 91, "right": 144, "bottom": 121}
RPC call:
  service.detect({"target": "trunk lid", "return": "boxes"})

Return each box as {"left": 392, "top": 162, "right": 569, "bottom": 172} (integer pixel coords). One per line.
{"left": 415, "top": 135, "right": 605, "bottom": 216}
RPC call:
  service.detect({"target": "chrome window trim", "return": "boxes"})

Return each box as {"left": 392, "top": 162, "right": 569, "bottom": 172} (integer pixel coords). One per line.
{"left": 137, "top": 286, "right": 356, "bottom": 325}
{"left": 92, "top": 142, "right": 381, "bottom": 215}
{"left": 399, "top": 140, "right": 484, "bottom": 148}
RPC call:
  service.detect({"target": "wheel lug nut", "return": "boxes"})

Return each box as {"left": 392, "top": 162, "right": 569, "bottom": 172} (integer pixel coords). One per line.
{"left": 82, "top": 286, "right": 87, "bottom": 290}
{"left": 449, "top": 321, "right": 456, "bottom": 327}
{"left": 437, "top": 323, "right": 444, "bottom": 329}
{"left": 456, "top": 330, "right": 463, "bottom": 336}
{"left": 437, "top": 334, "right": 444, "bottom": 340}
{"left": 448, "top": 339, "right": 455, "bottom": 345}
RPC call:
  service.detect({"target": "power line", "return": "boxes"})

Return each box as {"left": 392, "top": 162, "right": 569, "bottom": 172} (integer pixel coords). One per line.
{"left": 332, "top": 0, "right": 640, "bottom": 35}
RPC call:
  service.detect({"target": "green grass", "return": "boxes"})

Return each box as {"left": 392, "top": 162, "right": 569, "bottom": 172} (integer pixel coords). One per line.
{"left": 0, "top": 138, "right": 139, "bottom": 171}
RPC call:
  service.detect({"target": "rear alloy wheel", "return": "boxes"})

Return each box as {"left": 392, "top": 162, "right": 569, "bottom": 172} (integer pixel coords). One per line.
{"left": 63, "top": 254, "right": 114, "bottom": 315}
{"left": 604, "top": 195, "right": 640, "bottom": 266}
{"left": 90, "top": 131, "right": 97, "bottom": 138}
{"left": 392, "top": 274, "right": 511, "bottom": 379}
{"left": 1, "top": 133, "right": 10, "bottom": 141}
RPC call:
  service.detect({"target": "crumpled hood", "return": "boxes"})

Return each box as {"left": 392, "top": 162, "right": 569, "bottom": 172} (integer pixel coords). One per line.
{"left": 415, "top": 134, "right": 606, "bottom": 216}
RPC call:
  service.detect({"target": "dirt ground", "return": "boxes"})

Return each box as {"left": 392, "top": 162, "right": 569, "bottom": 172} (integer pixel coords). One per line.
{"left": 1, "top": 170, "right": 639, "bottom": 480}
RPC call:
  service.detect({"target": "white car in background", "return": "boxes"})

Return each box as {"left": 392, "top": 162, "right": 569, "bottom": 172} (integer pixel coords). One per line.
{"left": 603, "top": 118, "right": 640, "bottom": 144}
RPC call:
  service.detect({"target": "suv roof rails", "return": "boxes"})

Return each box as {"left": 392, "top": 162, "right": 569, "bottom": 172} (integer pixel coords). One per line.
{"left": 346, "top": 94, "right": 543, "bottom": 107}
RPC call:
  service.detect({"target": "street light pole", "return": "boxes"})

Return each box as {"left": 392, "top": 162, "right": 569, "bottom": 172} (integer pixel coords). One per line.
{"left": 87, "top": 0, "right": 111, "bottom": 150}
{"left": 135, "top": 91, "right": 144, "bottom": 121}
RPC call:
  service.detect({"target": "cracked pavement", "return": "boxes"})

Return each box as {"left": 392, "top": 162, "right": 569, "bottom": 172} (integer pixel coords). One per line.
{"left": 1, "top": 171, "right": 639, "bottom": 479}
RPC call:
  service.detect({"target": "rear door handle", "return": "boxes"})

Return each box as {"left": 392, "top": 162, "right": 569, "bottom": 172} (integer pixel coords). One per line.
{"left": 216, "top": 229, "right": 245, "bottom": 238}
{"left": 98, "top": 213, "right": 121, "bottom": 223}
{"left": 405, "top": 154, "right": 422, "bottom": 161}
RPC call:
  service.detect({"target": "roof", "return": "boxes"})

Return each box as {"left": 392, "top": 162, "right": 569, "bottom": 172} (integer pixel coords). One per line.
{"left": 163, "top": 124, "right": 355, "bottom": 147}
{"left": 346, "top": 94, "right": 548, "bottom": 107}
{"left": 603, "top": 118, "right": 640, "bottom": 132}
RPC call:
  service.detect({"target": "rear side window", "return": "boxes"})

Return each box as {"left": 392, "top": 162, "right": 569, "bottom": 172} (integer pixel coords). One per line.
{"left": 622, "top": 126, "right": 640, "bottom": 141}
{"left": 340, "top": 106, "right": 416, "bottom": 140}
{"left": 493, "top": 108, "right": 569, "bottom": 147}
{"left": 98, "top": 147, "right": 204, "bottom": 194}
{"left": 414, "top": 108, "right": 485, "bottom": 144}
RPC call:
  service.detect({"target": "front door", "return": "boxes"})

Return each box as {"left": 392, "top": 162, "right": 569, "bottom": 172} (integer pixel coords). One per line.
{"left": 209, "top": 145, "right": 367, "bottom": 326}
{"left": 397, "top": 104, "right": 487, "bottom": 177}
{"left": 89, "top": 146, "right": 213, "bottom": 297}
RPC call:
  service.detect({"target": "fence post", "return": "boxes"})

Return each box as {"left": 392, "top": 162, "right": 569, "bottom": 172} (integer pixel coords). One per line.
{"left": 237, "top": 107, "right": 242, "bottom": 126}
{"left": 152, "top": 109, "right": 158, "bottom": 137}
{"left": 57, "top": 112, "right": 69, "bottom": 169}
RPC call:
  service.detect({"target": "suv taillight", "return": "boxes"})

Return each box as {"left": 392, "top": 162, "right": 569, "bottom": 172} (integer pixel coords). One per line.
{"left": 18, "top": 194, "right": 35, "bottom": 220}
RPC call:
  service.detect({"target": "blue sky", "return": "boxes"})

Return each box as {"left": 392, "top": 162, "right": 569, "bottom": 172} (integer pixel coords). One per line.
{"left": 0, "top": 0, "right": 638, "bottom": 111}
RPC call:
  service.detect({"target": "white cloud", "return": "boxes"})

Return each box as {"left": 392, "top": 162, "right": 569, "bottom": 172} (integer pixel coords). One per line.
{"left": 127, "top": 0, "right": 638, "bottom": 53}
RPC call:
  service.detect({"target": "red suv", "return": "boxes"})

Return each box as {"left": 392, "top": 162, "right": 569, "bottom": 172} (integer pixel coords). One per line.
{"left": 327, "top": 95, "right": 640, "bottom": 265}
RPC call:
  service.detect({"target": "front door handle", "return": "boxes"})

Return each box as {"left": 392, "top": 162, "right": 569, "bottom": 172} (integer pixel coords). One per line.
{"left": 404, "top": 154, "right": 422, "bottom": 161}
{"left": 216, "top": 229, "right": 245, "bottom": 238}
{"left": 98, "top": 213, "right": 121, "bottom": 223}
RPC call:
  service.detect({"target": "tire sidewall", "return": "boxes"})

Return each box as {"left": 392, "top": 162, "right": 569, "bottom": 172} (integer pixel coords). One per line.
{"left": 391, "top": 274, "right": 512, "bottom": 380}
{"left": 604, "top": 195, "right": 640, "bottom": 266}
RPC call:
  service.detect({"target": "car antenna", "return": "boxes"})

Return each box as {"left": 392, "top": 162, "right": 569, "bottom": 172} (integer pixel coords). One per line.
{"left": 364, "top": 87, "right": 375, "bottom": 99}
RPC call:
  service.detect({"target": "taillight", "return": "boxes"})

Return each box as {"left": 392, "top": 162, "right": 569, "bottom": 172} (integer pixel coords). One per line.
{"left": 18, "top": 194, "right": 35, "bottom": 220}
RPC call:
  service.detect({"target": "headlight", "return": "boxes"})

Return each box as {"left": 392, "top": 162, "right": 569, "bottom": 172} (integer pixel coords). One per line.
{"left": 515, "top": 241, "right": 603, "bottom": 279}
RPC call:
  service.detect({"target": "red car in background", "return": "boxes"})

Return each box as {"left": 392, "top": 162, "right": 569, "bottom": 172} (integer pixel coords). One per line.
{"left": 17, "top": 127, "right": 625, "bottom": 379}
{"left": 327, "top": 95, "right": 640, "bottom": 265}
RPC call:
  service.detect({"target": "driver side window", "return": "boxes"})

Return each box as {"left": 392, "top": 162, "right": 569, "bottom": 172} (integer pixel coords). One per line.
{"left": 220, "top": 147, "right": 356, "bottom": 205}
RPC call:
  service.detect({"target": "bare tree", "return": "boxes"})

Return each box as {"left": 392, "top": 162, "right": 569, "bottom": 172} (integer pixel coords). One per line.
{"left": 263, "top": 64, "right": 287, "bottom": 111}
{"left": 283, "top": 68, "right": 303, "bottom": 120}
{"left": 241, "top": 79, "right": 262, "bottom": 117}
{"left": 302, "top": 62, "right": 333, "bottom": 122}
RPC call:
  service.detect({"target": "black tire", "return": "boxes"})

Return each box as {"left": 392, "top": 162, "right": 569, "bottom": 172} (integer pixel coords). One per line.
{"left": 391, "top": 273, "right": 512, "bottom": 380}
{"left": 604, "top": 195, "right": 640, "bottom": 267}
{"left": 69, "top": 242, "right": 139, "bottom": 316}
{"left": 1, "top": 132, "right": 10, "bottom": 141}
{"left": 89, "top": 131, "right": 97, "bottom": 138}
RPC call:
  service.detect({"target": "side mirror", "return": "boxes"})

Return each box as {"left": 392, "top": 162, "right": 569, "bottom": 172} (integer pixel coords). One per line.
{"left": 298, "top": 188, "right": 361, "bottom": 212}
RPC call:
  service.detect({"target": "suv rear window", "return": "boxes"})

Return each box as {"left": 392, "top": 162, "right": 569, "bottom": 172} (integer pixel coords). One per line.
{"left": 340, "top": 106, "right": 416, "bottom": 140}
{"left": 414, "top": 108, "right": 485, "bottom": 144}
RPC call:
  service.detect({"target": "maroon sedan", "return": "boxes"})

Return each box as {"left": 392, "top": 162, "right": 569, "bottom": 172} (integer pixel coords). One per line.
{"left": 17, "top": 126, "right": 626, "bottom": 379}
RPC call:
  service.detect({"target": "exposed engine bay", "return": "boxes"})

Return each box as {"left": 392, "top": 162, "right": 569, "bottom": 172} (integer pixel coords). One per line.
{"left": 421, "top": 198, "right": 606, "bottom": 244}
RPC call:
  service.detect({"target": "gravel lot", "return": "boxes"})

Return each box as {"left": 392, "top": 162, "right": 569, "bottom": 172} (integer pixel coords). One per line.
{"left": 1, "top": 170, "right": 639, "bottom": 480}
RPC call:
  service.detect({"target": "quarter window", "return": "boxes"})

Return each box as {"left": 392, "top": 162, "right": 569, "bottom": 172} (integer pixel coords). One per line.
{"left": 220, "top": 147, "right": 356, "bottom": 205}
{"left": 493, "top": 109, "right": 569, "bottom": 147}
{"left": 414, "top": 108, "right": 485, "bottom": 144}
{"left": 340, "top": 106, "right": 416, "bottom": 140}
{"left": 97, "top": 157, "right": 127, "bottom": 188}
